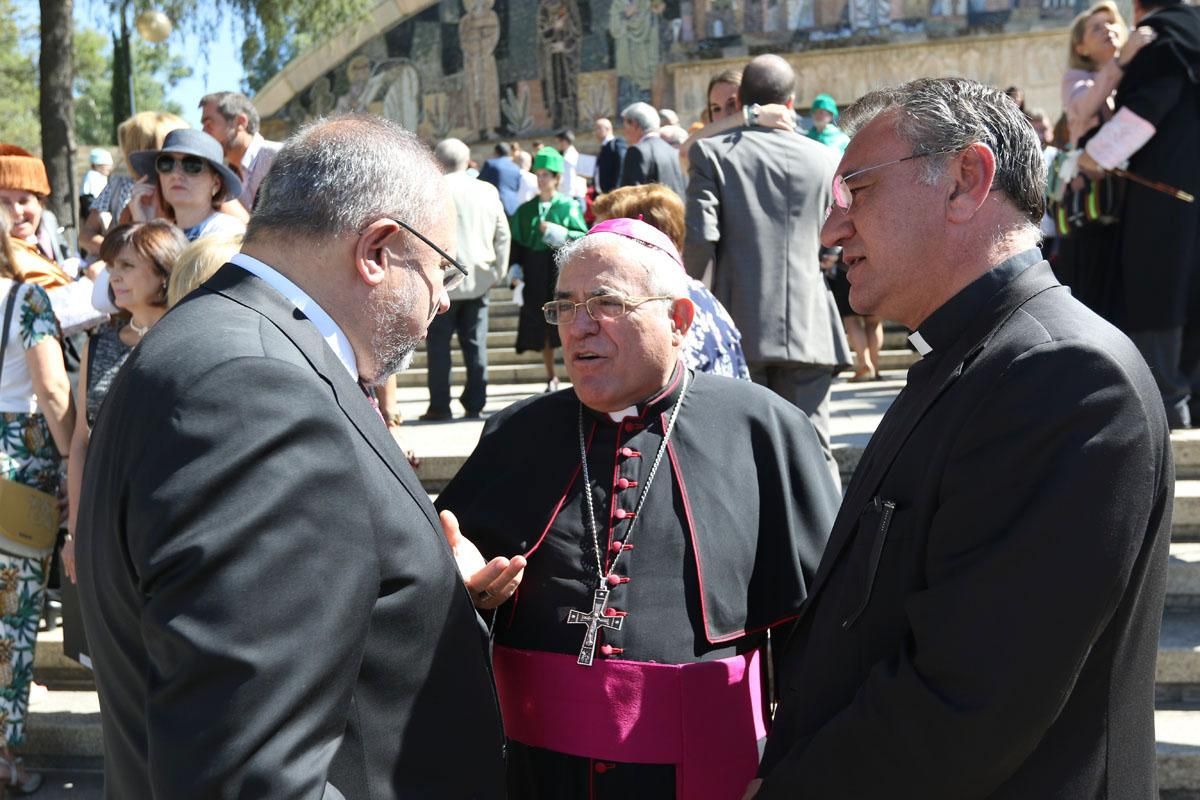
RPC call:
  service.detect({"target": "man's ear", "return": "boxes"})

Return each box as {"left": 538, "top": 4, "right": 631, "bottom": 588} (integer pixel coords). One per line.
{"left": 669, "top": 296, "right": 695, "bottom": 344}
{"left": 354, "top": 219, "right": 397, "bottom": 288}
{"left": 785, "top": 94, "right": 795, "bottom": 110}
{"left": 235, "top": 113, "right": 250, "bottom": 133}
{"left": 945, "top": 142, "right": 996, "bottom": 223}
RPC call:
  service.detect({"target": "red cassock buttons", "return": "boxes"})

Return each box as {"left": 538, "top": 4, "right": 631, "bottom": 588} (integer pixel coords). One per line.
{"left": 620, "top": 447, "right": 634, "bottom": 457}
{"left": 606, "top": 573, "right": 621, "bottom": 586}
{"left": 595, "top": 762, "right": 609, "bottom": 774}
{"left": 610, "top": 540, "right": 624, "bottom": 553}
{"left": 600, "top": 644, "right": 614, "bottom": 655}
{"left": 617, "top": 478, "right": 631, "bottom": 489}
{"left": 614, "top": 508, "right": 628, "bottom": 520}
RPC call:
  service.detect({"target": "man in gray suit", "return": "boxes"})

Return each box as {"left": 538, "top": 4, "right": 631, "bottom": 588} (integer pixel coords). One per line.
{"left": 684, "top": 54, "right": 850, "bottom": 464}
{"left": 620, "top": 101, "right": 687, "bottom": 200}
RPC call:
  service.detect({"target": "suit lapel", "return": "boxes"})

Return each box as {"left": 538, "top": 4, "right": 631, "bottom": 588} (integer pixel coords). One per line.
{"left": 803, "top": 261, "right": 1063, "bottom": 609}
{"left": 205, "top": 264, "right": 439, "bottom": 531}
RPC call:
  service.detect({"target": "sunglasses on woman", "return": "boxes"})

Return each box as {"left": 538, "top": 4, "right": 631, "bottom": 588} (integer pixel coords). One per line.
{"left": 155, "top": 154, "right": 209, "bottom": 176}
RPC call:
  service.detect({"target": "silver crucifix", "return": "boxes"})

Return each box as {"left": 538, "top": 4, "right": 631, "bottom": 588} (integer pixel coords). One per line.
{"left": 567, "top": 587, "right": 624, "bottom": 666}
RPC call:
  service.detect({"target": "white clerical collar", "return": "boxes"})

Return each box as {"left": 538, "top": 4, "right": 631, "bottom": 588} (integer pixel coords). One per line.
{"left": 607, "top": 406, "right": 638, "bottom": 422}
{"left": 908, "top": 330, "right": 933, "bottom": 357}
{"left": 601, "top": 135, "right": 614, "bottom": 146}
{"left": 229, "top": 252, "right": 359, "bottom": 380}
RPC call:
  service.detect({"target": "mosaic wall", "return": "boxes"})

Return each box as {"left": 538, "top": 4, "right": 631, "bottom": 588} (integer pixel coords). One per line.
{"left": 267, "top": 0, "right": 1095, "bottom": 141}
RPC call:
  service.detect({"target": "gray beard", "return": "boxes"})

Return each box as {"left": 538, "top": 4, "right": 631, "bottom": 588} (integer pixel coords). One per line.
{"left": 364, "top": 282, "right": 423, "bottom": 384}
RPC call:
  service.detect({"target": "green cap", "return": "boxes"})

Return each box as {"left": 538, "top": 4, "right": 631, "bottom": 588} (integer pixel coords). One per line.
{"left": 811, "top": 93, "right": 839, "bottom": 118}
{"left": 532, "top": 146, "right": 565, "bottom": 175}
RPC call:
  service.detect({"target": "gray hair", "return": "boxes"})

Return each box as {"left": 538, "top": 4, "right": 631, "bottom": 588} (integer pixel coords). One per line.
{"left": 434, "top": 138, "right": 471, "bottom": 173}
{"left": 621, "top": 102, "right": 660, "bottom": 134}
{"left": 199, "top": 91, "right": 261, "bottom": 135}
{"left": 841, "top": 77, "right": 1045, "bottom": 225}
{"left": 247, "top": 114, "right": 444, "bottom": 243}
{"left": 555, "top": 233, "right": 688, "bottom": 299}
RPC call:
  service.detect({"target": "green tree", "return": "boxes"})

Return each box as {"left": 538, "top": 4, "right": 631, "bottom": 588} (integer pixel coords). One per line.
{"left": 74, "top": 26, "right": 190, "bottom": 146}
{"left": 0, "top": 0, "right": 41, "bottom": 148}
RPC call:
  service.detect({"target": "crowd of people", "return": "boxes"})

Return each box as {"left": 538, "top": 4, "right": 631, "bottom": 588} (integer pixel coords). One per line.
{"left": 0, "top": 0, "right": 1192, "bottom": 791}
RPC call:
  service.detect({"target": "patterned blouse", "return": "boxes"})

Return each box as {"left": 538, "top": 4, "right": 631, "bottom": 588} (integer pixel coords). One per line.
{"left": 684, "top": 280, "right": 751, "bottom": 381}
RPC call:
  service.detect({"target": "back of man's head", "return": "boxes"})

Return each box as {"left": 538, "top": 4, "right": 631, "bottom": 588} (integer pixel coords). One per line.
{"left": 247, "top": 114, "right": 442, "bottom": 244}
{"left": 595, "top": 117, "right": 613, "bottom": 137}
{"left": 841, "top": 77, "right": 1045, "bottom": 225}
{"left": 621, "top": 102, "right": 660, "bottom": 134}
{"left": 557, "top": 129, "right": 575, "bottom": 146}
{"left": 739, "top": 55, "right": 795, "bottom": 107}
{"left": 199, "top": 91, "right": 261, "bottom": 136}
{"left": 494, "top": 141, "right": 512, "bottom": 157}
{"left": 435, "top": 138, "right": 471, "bottom": 173}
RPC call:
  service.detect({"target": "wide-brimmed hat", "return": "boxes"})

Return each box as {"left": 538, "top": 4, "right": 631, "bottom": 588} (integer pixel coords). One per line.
{"left": 0, "top": 144, "right": 51, "bottom": 196}
{"left": 129, "top": 129, "right": 242, "bottom": 202}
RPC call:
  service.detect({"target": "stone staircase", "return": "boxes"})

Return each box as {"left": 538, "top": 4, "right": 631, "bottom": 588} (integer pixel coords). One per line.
{"left": 24, "top": 284, "right": 1200, "bottom": 796}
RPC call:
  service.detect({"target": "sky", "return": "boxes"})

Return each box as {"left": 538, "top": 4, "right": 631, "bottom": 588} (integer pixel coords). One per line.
{"left": 17, "top": 0, "right": 249, "bottom": 128}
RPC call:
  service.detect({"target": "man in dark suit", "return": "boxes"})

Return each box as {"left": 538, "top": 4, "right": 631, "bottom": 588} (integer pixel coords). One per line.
{"left": 592, "top": 117, "right": 626, "bottom": 194}
{"left": 75, "top": 116, "right": 524, "bottom": 799}
{"left": 749, "top": 78, "right": 1173, "bottom": 798}
{"left": 619, "top": 101, "right": 686, "bottom": 199}
{"left": 480, "top": 140, "right": 523, "bottom": 217}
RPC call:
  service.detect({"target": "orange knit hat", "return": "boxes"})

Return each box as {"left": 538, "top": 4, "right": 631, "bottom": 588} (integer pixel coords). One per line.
{"left": 0, "top": 144, "right": 51, "bottom": 196}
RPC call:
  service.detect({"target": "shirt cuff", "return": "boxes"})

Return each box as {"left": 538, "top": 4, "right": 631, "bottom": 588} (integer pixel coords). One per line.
{"left": 1085, "top": 106, "right": 1156, "bottom": 170}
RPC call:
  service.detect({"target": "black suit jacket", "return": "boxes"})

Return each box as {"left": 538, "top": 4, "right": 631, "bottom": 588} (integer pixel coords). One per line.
{"left": 594, "top": 136, "right": 627, "bottom": 194}
{"left": 76, "top": 264, "right": 505, "bottom": 799}
{"left": 620, "top": 134, "right": 686, "bottom": 199}
{"left": 758, "top": 256, "right": 1172, "bottom": 798}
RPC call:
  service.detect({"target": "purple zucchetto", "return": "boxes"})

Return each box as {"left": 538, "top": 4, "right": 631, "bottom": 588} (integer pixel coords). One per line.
{"left": 586, "top": 217, "right": 684, "bottom": 269}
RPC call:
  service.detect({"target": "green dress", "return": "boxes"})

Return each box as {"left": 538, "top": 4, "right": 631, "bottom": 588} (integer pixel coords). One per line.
{"left": 509, "top": 193, "right": 587, "bottom": 353}
{"left": 0, "top": 281, "right": 61, "bottom": 749}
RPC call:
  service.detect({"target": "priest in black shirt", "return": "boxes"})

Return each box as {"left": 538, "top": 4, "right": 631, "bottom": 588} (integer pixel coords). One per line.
{"left": 437, "top": 218, "right": 839, "bottom": 799}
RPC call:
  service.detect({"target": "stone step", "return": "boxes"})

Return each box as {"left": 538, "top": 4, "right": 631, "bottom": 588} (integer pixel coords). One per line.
{"left": 1175, "top": 482, "right": 1200, "bottom": 541}
{"left": 32, "top": 628, "right": 93, "bottom": 691}
{"left": 1178, "top": 431, "right": 1200, "bottom": 480}
{"left": 410, "top": 348, "right": 547, "bottom": 369}
{"left": 1158, "top": 611, "right": 1200, "bottom": 708}
{"left": 22, "top": 685, "right": 103, "bottom": 763}
{"left": 1170, "top": 544, "right": 1200, "bottom": 609}
{"left": 1158, "top": 708, "right": 1200, "bottom": 793}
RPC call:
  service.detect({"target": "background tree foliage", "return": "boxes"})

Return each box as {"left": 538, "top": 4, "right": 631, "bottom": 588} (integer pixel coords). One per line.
{"left": 74, "top": 27, "right": 190, "bottom": 145}
{"left": 0, "top": 0, "right": 42, "bottom": 148}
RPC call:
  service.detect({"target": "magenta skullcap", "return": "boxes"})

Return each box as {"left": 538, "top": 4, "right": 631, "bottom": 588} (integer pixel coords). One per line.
{"left": 586, "top": 217, "right": 683, "bottom": 269}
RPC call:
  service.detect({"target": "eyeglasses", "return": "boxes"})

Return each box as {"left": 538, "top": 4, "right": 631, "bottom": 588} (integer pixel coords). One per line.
{"left": 543, "top": 294, "right": 673, "bottom": 325}
{"left": 830, "top": 150, "right": 956, "bottom": 213}
{"left": 378, "top": 216, "right": 470, "bottom": 294}
{"left": 155, "top": 154, "right": 209, "bottom": 176}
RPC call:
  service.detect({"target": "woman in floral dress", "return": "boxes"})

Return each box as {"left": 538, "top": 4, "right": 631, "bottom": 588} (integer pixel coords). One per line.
{"left": 0, "top": 210, "right": 74, "bottom": 794}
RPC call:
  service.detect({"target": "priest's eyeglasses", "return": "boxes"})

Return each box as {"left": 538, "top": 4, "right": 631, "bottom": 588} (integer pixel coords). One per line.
{"left": 830, "top": 150, "right": 956, "bottom": 213}
{"left": 543, "top": 294, "right": 673, "bottom": 325}
{"left": 374, "top": 216, "right": 470, "bottom": 293}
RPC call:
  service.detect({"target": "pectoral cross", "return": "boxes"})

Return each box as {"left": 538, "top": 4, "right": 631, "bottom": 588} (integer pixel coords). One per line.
{"left": 567, "top": 588, "right": 623, "bottom": 666}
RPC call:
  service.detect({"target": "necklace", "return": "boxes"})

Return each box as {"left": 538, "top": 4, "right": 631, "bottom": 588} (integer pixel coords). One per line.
{"left": 128, "top": 319, "right": 151, "bottom": 337}
{"left": 566, "top": 370, "right": 691, "bottom": 666}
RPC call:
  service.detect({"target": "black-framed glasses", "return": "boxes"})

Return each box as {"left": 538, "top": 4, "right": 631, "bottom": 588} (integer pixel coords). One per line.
{"left": 155, "top": 154, "right": 209, "bottom": 176}
{"left": 377, "top": 216, "right": 469, "bottom": 294}
{"left": 830, "top": 150, "right": 958, "bottom": 213}
{"left": 543, "top": 294, "right": 673, "bottom": 325}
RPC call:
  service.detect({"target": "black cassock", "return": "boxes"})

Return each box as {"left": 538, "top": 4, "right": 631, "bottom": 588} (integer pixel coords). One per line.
{"left": 437, "top": 367, "right": 839, "bottom": 799}
{"left": 1114, "top": 3, "right": 1200, "bottom": 331}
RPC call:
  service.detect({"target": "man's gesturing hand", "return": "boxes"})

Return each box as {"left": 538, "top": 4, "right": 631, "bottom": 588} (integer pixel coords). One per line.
{"left": 440, "top": 510, "right": 527, "bottom": 610}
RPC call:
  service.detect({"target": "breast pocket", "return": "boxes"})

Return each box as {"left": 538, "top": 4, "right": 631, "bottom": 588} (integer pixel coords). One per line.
{"left": 841, "top": 496, "right": 899, "bottom": 630}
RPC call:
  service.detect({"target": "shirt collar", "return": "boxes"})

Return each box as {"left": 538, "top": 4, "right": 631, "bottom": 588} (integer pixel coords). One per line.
{"left": 241, "top": 132, "right": 265, "bottom": 170}
{"left": 908, "top": 248, "right": 1043, "bottom": 358}
{"left": 228, "top": 251, "right": 359, "bottom": 380}
{"left": 601, "top": 135, "right": 614, "bottom": 145}
{"left": 587, "top": 361, "right": 688, "bottom": 425}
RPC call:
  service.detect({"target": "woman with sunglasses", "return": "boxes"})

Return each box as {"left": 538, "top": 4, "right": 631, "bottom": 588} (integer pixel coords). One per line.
{"left": 127, "top": 129, "right": 246, "bottom": 242}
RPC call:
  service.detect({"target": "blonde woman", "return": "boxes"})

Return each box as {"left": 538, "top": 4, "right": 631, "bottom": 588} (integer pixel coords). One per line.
{"left": 167, "top": 232, "right": 242, "bottom": 307}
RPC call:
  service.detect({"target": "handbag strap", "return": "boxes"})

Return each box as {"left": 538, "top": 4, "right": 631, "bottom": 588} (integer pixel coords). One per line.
{"left": 0, "top": 282, "right": 19, "bottom": 389}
